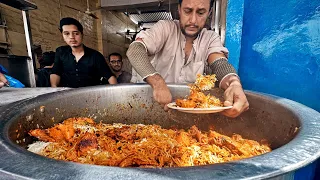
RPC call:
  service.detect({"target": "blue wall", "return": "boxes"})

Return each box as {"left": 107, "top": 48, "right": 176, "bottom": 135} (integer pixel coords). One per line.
{"left": 233, "top": 1, "right": 320, "bottom": 180}
{"left": 239, "top": 1, "right": 320, "bottom": 112}
{"left": 225, "top": 0, "right": 244, "bottom": 71}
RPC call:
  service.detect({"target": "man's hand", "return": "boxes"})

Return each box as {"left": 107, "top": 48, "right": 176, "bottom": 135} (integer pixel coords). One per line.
{"left": 220, "top": 75, "right": 249, "bottom": 118}
{"left": 50, "top": 74, "right": 61, "bottom": 87}
{"left": 146, "top": 74, "right": 172, "bottom": 110}
{"left": 0, "top": 73, "right": 8, "bottom": 88}
{"left": 108, "top": 76, "right": 118, "bottom": 84}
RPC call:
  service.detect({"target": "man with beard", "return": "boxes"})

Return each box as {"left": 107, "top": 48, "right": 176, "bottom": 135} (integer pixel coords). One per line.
{"left": 108, "top": 53, "right": 132, "bottom": 83}
{"left": 127, "top": 0, "right": 248, "bottom": 118}
{"left": 50, "top": 17, "right": 117, "bottom": 88}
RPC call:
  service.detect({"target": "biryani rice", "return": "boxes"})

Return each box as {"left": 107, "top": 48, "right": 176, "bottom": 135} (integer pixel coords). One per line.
{"left": 28, "top": 117, "right": 271, "bottom": 167}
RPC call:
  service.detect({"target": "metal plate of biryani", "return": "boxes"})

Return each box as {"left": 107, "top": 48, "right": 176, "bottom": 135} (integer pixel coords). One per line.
{"left": 167, "top": 74, "right": 231, "bottom": 113}
{"left": 167, "top": 102, "right": 232, "bottom": 114}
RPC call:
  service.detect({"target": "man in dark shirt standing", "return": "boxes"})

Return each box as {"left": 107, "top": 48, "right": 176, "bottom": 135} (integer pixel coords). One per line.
{"left": 50, "top": 17, "right": 117, "bottom": 88}
{"left": 108, "top": 53, "right": 132, "bottom": 83}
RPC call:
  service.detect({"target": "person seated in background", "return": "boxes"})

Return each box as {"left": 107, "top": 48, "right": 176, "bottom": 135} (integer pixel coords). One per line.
{"left": 50, "top": 17, "right": 117, "bottom": 88}
{"left": 36, "top": 51, "right": 55, "bottom": 87}
{"left": 0, "top": 72, "right": 8, "bottom": 88}
{"left": 39, "top": 51, "right": 55, "bottom": 69}
{"left": 107, "top": 53, "right": 132, "bottom": 83}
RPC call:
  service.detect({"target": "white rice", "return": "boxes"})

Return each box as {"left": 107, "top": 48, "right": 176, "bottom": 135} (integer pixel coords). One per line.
{"left": 27, "top": 141, "right": 51, "bottom": 154}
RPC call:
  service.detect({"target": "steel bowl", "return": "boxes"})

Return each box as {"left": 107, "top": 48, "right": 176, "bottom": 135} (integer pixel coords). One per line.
{"left": 0, "top": 84, "right": 319, "bottom": 180}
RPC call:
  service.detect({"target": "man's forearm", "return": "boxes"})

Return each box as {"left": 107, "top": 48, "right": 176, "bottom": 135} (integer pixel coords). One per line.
{"left": 208, "top": 54, "right": 239, "bottom": 89}
{"left": 146, "top": 73, "right": 172, "bottom": 107}
{"left": 146, "top": 74, "right": 166, "bottom": 89}
{"left": 220, "top": 74, "right": 241, "bottom": 90}
{"left": 0, "top": 73, "right": 7, "bottom": 83}
{"left": 50, "top": 74, "right": 61, "bottom": 87}
{"left": 126, "top": 41, "right": 157, "bottom": 81}
{"left": 0, "top": 72, "right": 8, "bottom": 88}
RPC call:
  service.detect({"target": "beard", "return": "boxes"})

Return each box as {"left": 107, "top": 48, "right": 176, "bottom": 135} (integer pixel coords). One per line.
{"left": 112, "top": 66, "right": 122, "bottom": 72}
{"left": 180, "top": 24, "right": 203, "bottom": 38}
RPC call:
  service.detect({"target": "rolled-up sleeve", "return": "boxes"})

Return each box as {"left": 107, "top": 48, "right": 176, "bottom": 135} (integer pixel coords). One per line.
{"left": 51, "top": 47, "right": 63, "bottom": 76}
{"left": 206, "top": 32, "right": 229, "bottom": 59}
{"left": 135, "top": 20, "right": 171, "bottom": 55}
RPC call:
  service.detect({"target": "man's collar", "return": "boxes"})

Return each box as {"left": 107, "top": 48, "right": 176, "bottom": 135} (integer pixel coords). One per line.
{"left": 67, "top": 44, "right": 88, "bottom": 54}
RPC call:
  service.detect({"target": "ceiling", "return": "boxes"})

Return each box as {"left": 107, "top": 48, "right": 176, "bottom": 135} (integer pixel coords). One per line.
{"left": 99, "top": 0, "right": 227, "bottom": 45}
{"left": 100, "top": 0, "right": 179, "bottom": 29}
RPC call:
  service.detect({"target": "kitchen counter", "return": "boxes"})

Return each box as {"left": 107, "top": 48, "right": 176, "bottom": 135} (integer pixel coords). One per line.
{"left": 0, "top": 87, "right": 70, "bottom": 107}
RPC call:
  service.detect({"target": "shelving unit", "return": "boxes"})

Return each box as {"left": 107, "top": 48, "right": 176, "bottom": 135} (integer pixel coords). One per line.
{"left": 0, "top": 25, "right": 9, "bottom": 50}
{"left": 0, "top": 0, "right": 37, "bottom": 87}
{"left": 0, "top": 0, "right": 37, "bottom": 10}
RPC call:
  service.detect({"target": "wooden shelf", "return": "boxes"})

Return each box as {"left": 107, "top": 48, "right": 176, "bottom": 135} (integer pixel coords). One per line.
{"left": 0, "top": 41, "right": 9, "bottom": 45}
{"left": 0, "top": 0, "right": 37, "bottom": 87}
{"left": 0, "top": 0, "right": 37, "bottom": 11}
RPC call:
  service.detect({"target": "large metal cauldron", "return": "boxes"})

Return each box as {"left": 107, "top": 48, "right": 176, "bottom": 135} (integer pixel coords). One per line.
{"left": 0, "top": 84, "right": 319, "bottom": 180}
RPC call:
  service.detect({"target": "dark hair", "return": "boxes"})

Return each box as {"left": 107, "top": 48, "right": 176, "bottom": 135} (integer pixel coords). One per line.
{"left": 108, "top": 53, "right": 122, "bottom": 61}
{"left": 178, "top": 0, "right": 214, "bottom": 8}
{"left": 59, "top": 17, "right": 83, "bottom": 34}
{"left": 39, "top": 51, "right": 55, "bottom": 68}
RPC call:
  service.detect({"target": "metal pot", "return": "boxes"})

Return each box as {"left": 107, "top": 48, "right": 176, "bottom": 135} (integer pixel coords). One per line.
{"left": 0, "top": 84, "right": 319, "bottom": 180}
